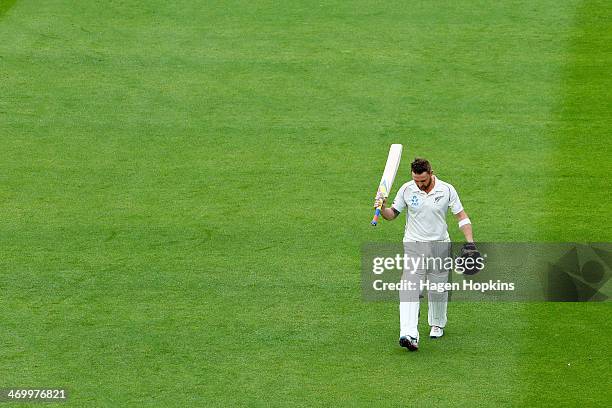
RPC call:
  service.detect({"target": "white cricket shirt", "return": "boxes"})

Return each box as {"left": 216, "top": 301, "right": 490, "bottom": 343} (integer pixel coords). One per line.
{"left": 391, "top": 176, "right": 464, "bottom": 242}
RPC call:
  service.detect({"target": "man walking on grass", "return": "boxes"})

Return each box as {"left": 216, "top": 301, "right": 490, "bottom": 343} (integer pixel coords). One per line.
{"left": 374, "top": 158, "right": 475, "bottom": 351}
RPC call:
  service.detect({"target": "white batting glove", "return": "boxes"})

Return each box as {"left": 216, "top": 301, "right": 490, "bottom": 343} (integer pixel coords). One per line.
{"left": 373, "top": 195, "right": 386, "bottom": 209}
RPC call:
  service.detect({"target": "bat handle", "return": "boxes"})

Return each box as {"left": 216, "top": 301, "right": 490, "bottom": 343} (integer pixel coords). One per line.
{"left": 371, "top": 208, "right": 381, "bottom": 226}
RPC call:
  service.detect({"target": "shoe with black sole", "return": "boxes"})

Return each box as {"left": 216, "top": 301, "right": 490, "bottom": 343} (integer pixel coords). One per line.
{"left": 399, "top": 336, "right": 419, "bottom": 351}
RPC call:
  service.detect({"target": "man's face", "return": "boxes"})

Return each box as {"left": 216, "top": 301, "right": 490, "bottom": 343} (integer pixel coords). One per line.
{"left": 412, "top": 171, "right": 433, "bottom": 191}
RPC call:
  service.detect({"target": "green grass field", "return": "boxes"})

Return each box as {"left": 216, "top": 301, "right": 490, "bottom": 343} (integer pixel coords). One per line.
{"left": 1, "top": 0, "right": 610, "bottom": 406}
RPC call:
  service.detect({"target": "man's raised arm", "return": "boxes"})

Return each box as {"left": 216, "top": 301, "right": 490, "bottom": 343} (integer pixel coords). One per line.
{"left": 374, "top": 197, "right": 400, "bottom": 221}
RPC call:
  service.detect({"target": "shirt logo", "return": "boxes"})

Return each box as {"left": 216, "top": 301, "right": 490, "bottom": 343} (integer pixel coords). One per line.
{"left": 434, "top": 196, "right": 443, "bottom": 203}
{"left": 409, "top": 195, "right": 421, "bottom": 208}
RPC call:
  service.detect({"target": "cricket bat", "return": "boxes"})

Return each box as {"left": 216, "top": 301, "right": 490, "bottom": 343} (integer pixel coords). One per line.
{"left": 371, "top": 144, "right": 403, "bottom": 226}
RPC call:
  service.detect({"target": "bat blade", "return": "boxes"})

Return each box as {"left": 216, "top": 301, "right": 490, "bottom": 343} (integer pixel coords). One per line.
{"left": 371, "top": 144, "right": 403, "bottom": 226}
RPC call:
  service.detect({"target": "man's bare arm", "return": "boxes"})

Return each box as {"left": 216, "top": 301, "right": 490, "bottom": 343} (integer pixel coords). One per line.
{"left": 454, "top": 210, "right": 474, "bottom": 242}
{"left": 374, "top": 198, "right": 399, "bottom": 220}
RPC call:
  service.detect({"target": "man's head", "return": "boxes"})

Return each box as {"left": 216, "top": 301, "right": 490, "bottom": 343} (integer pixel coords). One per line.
{"left": 411, "top": 158, "right": 433, "bottom": 191}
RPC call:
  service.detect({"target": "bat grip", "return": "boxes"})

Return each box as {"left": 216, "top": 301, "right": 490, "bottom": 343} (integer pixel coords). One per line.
{"left": 371, "top": 208, "right": 381, "bottom": 226}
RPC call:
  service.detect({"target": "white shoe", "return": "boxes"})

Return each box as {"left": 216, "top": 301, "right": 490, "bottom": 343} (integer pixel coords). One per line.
{"left": 430, "top": 326, "right": 444, "bottom": 338}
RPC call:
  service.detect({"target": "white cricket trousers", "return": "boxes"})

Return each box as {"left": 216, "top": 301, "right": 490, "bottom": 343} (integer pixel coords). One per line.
{"left": 399, "top": 241, "right": 451, "bottom": 339}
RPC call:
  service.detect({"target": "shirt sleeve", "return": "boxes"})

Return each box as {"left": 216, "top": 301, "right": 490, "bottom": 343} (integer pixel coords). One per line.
{"left": 391, "top": 183, "right": 407, "bottom": 213}
{"left": 448, "top": 184, "right": 464, "bottom": 214}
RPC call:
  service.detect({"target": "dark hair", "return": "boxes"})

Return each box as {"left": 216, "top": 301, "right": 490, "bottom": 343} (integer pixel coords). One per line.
{"left": 411, "top": 158, "right": 432, "bottom": 174}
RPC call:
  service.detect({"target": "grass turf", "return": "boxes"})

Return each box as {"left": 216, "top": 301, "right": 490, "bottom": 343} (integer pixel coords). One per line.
{"left": 0, "top": 0, "right": 610, "bottom": 406}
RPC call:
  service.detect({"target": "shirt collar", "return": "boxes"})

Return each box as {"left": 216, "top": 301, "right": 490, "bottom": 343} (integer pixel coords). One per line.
{"left": 432, "top": 176, "right": 445, "bottom": 193}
